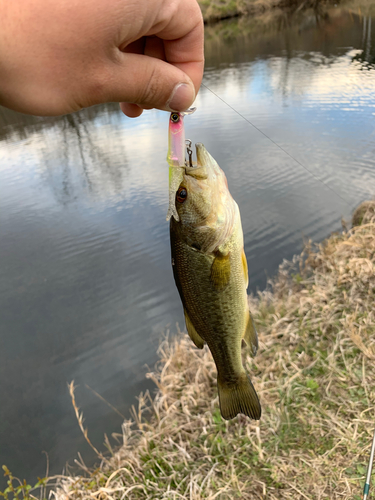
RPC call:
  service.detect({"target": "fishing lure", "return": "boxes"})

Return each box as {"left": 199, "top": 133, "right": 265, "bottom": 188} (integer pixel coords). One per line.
{"left": 166, "top": 108, "right": 196, "bottom": 221}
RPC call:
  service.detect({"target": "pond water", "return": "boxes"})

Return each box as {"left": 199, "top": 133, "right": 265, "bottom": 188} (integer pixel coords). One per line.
{"left": 1, "top": 4, "right": 375, "bottom": 485}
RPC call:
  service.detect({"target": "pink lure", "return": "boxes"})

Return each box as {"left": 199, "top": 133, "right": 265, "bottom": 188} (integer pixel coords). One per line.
{"left": 166, "top": 108, "right": 196, "bottom": 221}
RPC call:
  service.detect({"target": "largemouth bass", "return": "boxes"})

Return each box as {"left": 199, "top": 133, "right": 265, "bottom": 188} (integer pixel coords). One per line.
{"left": 166, "top": 108, "right": 195, "bottom": 222}
{"left": 170, "top": 143, "right": 261, "bottom": 420}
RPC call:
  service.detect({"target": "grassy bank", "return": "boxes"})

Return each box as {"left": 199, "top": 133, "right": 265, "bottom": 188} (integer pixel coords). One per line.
{"left": 198, "top": 0, "right": 341, "bottom": 23}
{"left": 37, "top": 207, "right": 375, "bottom": 500}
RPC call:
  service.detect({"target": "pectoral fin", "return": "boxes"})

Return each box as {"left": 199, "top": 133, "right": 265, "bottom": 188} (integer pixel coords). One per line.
{"left": 184, "top": 309, "right": 205, "bottom": 349}
{"left": 243, "top": 311, "right": 259, "bottom": 356}
{"left": 210, "top": 253, "right": 231, "bottom": 291}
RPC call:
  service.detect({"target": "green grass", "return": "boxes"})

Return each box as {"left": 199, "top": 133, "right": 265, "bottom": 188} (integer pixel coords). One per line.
{"left": 42, "top": 211, "right": 375, "bottom": 499}
{"left": 3, "top": 211, "right": 375, "bottom": 499}
{"left": 0, "top": 466, "right": 47, "bottom": 500}
{"left": 198, "top": 0, "right": 343, "bottom": 22}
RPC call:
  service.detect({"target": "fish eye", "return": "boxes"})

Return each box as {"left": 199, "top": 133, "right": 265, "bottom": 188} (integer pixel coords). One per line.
{"left": 171, "top": 113, "right": 180, "bottom": 123}
{"left": 176, "top": 187, "right": 187, "bottom": 203}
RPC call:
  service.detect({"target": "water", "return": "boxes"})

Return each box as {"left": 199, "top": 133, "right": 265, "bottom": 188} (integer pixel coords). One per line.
{"left": 1, "top": 4, "right": 375, "bottom": 485}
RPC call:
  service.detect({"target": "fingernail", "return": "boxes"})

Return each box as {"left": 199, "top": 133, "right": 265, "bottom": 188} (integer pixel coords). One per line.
{"left": 167, "top": 83, "right": 195, "bottom": 111}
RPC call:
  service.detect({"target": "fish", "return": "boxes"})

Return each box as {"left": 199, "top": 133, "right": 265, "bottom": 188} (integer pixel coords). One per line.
{"left": 166, "top": 108, "right": 195, "bottom": 222}
{"left": 170, "top": 142, "right": 261, "bottom": 421}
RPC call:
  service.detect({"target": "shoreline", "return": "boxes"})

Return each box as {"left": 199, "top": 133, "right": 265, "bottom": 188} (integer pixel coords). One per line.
{"left": 43, "top": 202, "right": 375, "bottom": 499}
{"left": 199, "top": 0, "right": 375, "bottom": 24}
{"left": 198, "top": 0, "right": 341, "bottom": 23}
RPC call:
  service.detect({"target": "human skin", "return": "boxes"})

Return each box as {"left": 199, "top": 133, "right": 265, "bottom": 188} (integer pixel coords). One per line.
{"left": 0, "top": 0, "right": 204, "bottom": 117}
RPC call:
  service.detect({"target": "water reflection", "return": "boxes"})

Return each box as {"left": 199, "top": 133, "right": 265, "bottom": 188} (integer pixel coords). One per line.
{"left": 351, "top": 15, "right": 375, "bottom": 66}
{"left": 1, "top": 106, "right": 130, "bottom": 207}
{"left": 1, "top": 4, "right": 375, "bottom": 487}
{"left": 0, "top": 103, "right": 174, "bottom": 486}
{"left": 43, "top": 112, "right": 129, "bottom": 206}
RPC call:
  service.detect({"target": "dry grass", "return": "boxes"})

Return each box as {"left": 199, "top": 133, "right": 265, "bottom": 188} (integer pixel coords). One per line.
{"left": 198, "top": 0, "right": 340, "bottom": 22}
{"left": 51, "top": 212, "right": 375, "bottom": 500}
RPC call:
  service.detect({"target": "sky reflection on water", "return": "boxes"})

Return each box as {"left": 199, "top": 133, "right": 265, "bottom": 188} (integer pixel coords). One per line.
{"left": 1, "top": 5, "right": 375, "bottom": 485}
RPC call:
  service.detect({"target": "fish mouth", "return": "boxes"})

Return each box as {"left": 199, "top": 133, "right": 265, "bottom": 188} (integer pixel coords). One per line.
{"left": 183, "top": 143, "right": 209, "bottom": 180}
{"left": 195, "top": 143, "right": 222, "bottom": 179}
{"left": 196, "top": 143, "right": 209, "bottom": 168}
{"left": 183, "top": 143, "right": 222, "bottom": 181}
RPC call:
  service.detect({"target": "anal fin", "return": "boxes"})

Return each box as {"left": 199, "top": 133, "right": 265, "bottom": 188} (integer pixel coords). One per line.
{"left": 184, "top": 309, "right": 205, "bottom": 349}
{"left": 243, "top": 311, "right": 259, "bottom": 356}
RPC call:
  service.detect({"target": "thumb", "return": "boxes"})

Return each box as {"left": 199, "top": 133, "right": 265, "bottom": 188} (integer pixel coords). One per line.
{"left": 93, "top": 53, "right": 197, "bottom": 112}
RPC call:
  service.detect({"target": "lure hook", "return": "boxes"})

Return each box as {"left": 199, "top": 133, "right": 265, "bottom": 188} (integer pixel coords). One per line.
{"left": 185, "top": 139, "right": 193, "bottom": 168}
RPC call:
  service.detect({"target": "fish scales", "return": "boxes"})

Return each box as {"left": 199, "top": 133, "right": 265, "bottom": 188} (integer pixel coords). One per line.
{"left": 170, "top": 141, "right": 261, "bottom": 421}
{"left": 171, "top": 214, "right": 246, "bottom": 380}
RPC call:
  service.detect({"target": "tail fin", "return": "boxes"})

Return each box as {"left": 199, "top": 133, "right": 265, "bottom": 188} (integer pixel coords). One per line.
{"left": 218, "top": 373, "right": 261, "bottom": 420}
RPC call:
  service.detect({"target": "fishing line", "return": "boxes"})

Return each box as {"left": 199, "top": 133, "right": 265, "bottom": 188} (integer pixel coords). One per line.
{"left": 202, "top": 83, "right": 375, "bottom": 498}
{"left": 201, "top": 83, "right": 352, "bottom": 208}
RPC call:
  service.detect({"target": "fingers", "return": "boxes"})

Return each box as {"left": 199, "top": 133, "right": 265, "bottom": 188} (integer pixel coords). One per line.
{"left": 157, "top": 4, "right": 205, "bottom": 96}
{"left": 97, "top": 52, "right": 196, "bottom": 112}
{"left": 119, "top": 103, "right": 143, "bottom": 117}
{"left": 0, "top": 0, "right": 204, "bottom": 116}
{"left": 118, "top": 0, "right": 204, "bottom": 117}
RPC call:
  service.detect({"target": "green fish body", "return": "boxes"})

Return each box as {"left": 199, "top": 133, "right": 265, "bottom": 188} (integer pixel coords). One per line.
{"left": 170, "top": 143, "right": 261, "bottom": 420}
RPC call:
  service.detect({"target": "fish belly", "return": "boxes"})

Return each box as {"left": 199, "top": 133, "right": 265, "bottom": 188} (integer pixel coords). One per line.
{"left": 170, "top": 226, "right": 247, "bottom": 380}
{"left": 171, "top": 219, "right": 261, "bottom": 420}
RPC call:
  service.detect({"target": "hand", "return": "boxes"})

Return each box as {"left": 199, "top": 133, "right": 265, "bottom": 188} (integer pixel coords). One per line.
{"left": 0, "top": 0, "right": 204, "bottom": 117}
